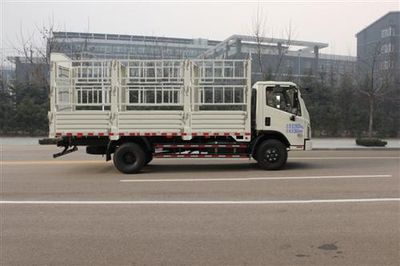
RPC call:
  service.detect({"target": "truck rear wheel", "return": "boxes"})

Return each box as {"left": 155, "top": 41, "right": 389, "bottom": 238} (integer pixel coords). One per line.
{"left": 113, "top": 143, "right": 145, "bottom": 174}
{"left": 256, "top": 139, "right": 287, "bottom": 170}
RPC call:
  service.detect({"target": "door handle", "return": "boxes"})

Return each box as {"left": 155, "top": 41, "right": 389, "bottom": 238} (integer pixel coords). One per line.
{"left": 265, "top": 117, "right": 271, "bottom": 126}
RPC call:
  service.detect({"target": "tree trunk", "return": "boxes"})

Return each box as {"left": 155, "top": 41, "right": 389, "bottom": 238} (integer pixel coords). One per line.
{"left": 368, "top": 96, "right": 374, "bottom": 138}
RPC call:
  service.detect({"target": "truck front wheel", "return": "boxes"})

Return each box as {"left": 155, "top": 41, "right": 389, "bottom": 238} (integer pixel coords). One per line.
{"left": 113, "top": 143, "right": 145, "bottom": 174}
{"left": 256, "top": 139, "right": 287, "bottom": 170}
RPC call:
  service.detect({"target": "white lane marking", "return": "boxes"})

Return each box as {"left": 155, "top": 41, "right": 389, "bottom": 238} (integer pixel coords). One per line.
{"left": 1, "top": 198, "right": 399, "bottom": 205}
{"left": 2, "top": 160, "right": 104, "bottom": 165}
{"left": 120, "top": 174, "right": 393, "bottom": 183}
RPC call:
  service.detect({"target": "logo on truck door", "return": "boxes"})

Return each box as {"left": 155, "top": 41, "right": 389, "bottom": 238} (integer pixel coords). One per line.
{"left": 286, "top": 123, "right": 304, "bottom": 134}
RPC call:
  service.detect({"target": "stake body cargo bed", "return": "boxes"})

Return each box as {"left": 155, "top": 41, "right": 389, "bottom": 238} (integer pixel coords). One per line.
{"left": 49, "top": 53, "right": 252, "bottom": 142}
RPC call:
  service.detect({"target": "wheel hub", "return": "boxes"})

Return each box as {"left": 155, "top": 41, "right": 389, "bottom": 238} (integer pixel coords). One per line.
{"left": 123, "top": 152, "right": 136, "bottom": 164}
{"left": 264, "top": 148, "right": 279, "bottom": 163}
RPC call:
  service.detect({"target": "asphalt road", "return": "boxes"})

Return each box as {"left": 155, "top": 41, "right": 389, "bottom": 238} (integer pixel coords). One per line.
{"left": 1, "top": 145, "right": 399, "bottom": 265}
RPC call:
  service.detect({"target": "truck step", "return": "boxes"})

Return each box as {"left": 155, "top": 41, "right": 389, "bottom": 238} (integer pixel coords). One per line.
{"left": 155, "top": 144, "right": 248, "bottom": 149}
{"left": 154, "top": 154, "right": 249, "bottom": 158}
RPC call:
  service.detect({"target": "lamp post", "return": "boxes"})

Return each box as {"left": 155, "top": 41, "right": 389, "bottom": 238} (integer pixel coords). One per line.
{"left": 297, "top": 49, "right": 302, "bottom": 76}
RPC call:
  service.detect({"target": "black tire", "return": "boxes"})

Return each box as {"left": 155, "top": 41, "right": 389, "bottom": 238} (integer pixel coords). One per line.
{"left": 113, "top": 143, "right": 145, "bottom": 174}
{"left": 251, "top": 150, "right": 258, "bottom": 161}
{"left": 256, "top": 139, "right": 288, "bottom": 170}
{"left": 144, "top": 152, "right": 153, "bottom": 165}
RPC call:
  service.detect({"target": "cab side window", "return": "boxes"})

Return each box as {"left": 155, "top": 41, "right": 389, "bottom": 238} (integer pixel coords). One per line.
{"left": 266, "top": 86, "right": 301, "bottom": 115}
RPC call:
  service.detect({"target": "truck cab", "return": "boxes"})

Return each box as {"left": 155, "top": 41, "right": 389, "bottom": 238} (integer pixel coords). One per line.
{"left": 252, "top": 81, "right": 312, "bottom": 151}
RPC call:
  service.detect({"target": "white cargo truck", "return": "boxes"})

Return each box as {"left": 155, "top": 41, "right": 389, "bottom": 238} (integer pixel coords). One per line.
{"left": 48, "top": 53, "right": 311, "bottom": 173}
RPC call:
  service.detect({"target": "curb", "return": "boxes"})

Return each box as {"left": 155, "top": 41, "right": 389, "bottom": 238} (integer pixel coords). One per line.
{"left": 312, "top": 147, "right": 400, "bottom": 151}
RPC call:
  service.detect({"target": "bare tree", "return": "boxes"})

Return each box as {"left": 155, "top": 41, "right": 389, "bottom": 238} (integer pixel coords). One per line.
{"left": 252, "top": 6, "right": 267, "bottom": 78}
{"left": 9, "top": 21, "right": 55, "bottom": 89}
{"left": 9, "top": 19, "right": 91, "bottom": 90}
{"left": 274, "top": 21, "right": 293, "bottom": 80}
{"left": 6, "top": 19, "right": 90, "bottom": 135}
{"left": 252, "top": 7, "right": 293, "bottom": 81}
{"left": 357, "top": 41, "right": 395, "bottom": 138}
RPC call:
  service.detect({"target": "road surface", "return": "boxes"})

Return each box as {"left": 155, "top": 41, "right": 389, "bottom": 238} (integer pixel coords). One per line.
{"left": 1, "top": 145, "right": 399, "bottom": 265}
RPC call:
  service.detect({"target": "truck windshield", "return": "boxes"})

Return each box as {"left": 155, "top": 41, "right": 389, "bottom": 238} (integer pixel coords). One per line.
{"left": 266, "top": 86, "right": 301, "bottom": 115}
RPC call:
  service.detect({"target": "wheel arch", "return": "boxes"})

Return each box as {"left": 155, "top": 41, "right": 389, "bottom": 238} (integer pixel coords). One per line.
{"left": 113, "top": 136, "right": 153, "bottom": 153}
{"left": 250, "top": 131, "right": 290, "bottom": 158}
{"left": 105, "top": 136, "right": 153, "bottom": 161}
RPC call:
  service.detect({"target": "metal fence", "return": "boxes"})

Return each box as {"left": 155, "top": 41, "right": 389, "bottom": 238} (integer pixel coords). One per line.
{"left": 52, "top": 58, "right": 250, "bottom": 111}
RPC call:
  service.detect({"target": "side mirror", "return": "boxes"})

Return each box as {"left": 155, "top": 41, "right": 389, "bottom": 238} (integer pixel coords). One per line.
{"left": 290, "top": 115, "right": 296, "bottom": 121}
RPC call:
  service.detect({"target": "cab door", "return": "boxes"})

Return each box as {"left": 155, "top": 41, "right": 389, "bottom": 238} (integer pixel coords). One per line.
{"left": 261, "top": 85, "right": 308, "bottom": 148}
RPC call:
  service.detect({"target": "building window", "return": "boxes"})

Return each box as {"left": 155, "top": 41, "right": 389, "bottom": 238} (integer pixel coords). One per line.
{"left": 381, "top": 27, "right": 395, "bottom": 38}
{"left": 286, "top": 60, "right": 294, "bottom": 69}
{"left": 381, "top": 43, "right": 393, "bottom": 53}
{"left": 304, "top": 61, "right": 312, "bottom": 69}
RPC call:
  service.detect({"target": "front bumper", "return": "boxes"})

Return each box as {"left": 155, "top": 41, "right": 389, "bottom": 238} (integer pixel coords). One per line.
{"left": 304, "top": 139, "right": 312, "bottom": 150}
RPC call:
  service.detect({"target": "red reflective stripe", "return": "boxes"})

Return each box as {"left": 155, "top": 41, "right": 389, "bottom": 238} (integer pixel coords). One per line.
{"left": 155, "top": 144, "right": 248, "bottom": 148}
{"left": 143, "top": 133, "right": 156, "bottom": 136}
{"left": 152, "top": 132, "right": 179, "bottom": 136}
{"left": 56, "top": 132, "right": 248, "bottom": 138}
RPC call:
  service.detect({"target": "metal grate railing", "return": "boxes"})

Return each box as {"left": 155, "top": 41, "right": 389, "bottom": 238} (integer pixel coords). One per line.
{"left": 53, "top": 58, "right": 250, "bottom": 111}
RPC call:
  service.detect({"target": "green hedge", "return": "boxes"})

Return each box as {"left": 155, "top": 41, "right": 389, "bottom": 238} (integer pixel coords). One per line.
{"left": 355, "top": 138, "right": 387, "bottom": 147}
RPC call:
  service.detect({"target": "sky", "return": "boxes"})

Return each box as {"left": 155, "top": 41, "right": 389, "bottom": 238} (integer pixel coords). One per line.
{"left": 1, "top": 0, "right": 399, "bottom": 64}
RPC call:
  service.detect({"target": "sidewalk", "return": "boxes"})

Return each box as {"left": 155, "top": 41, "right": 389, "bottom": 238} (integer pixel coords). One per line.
{"left": 312, "top": 138, "right": 400, "bottom": 150}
